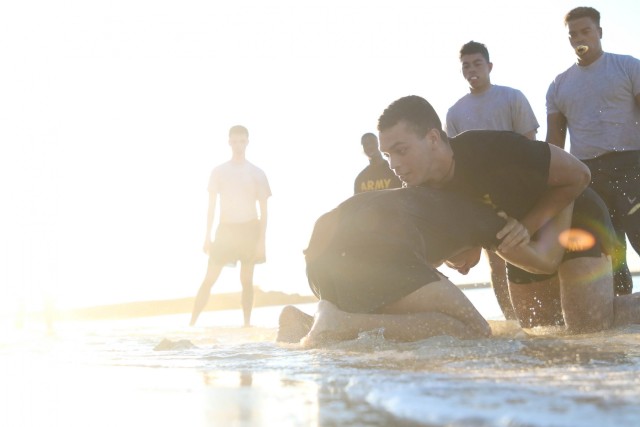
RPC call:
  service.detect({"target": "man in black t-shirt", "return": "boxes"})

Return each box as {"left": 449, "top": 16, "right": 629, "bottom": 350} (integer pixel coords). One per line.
{"left": 377, "top": 95, "right": 640, "bottom": 334}
{"left": 354, "top": 133, "right": 403, "bottom": 194}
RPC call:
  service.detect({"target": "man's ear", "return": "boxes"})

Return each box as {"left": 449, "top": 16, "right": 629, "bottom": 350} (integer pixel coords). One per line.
{"left": 488, "top": 61, "right": 494, "bottom": 73}
{"left": 427, "top": 128, "right": 441, "bottom": 144}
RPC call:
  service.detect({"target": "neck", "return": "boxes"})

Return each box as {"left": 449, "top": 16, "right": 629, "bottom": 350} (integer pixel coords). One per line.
{"left": 470, "top": 82, "right": 491, "bottom": 95}
{"left": 442, "top": 155, "right": 455, "bottom": 182}
{"left": 369, "top": 155, "right": 385, "bottom": 165}
{"left": 578, "top": 49, "right": 604, "bottom": 66}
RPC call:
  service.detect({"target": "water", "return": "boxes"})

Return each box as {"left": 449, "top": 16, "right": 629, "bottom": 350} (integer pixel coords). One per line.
{"left": 1, "top": 281, "right": 639, "bottom": 427}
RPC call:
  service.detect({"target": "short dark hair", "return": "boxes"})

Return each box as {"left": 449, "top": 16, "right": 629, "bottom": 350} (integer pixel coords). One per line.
{"left": 460, "top": 40, "right": 490, "bottom": 63}
{"left": 377, "top": 95, "right": 444, "bottom": 138}
{"left": 360, "top": 132, "right": 377, "bottom": 144}
{"left": 564, "top": 6, "right": 600, "bottom": 26}
{"left": 229, "top": 125, "right": 249, "bottom": 137}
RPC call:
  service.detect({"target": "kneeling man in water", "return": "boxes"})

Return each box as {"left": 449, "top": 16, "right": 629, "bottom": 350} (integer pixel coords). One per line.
{"left": 279, "top": 186, "right": 571, "bottom": 345}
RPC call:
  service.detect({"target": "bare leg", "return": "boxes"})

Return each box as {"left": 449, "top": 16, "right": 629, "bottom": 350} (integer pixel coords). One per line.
{"left": 612, "top": 292, "right": 640, "bottom": 326}
{"left": 380, "top": 277, "right": 491, "bottom": 337}
{"left": 508, "top": 276, "right": 563, "bottom": 329}
{"left": 303, "top": 301, "right": 479, "bottom": 347}
{"left": 558, "top": 254, "right": 614, "bottom": 333}
{"left": 189, "top": 262, "right": 224, "bottom": 326}
{"left": 511, "top": 253, "right": 636, "bottom": 333}
{"left": 303, "top": 278, "right": 491, "bottom": 346}
{"left": 240, "top": 262, "right": 255, "bottom": 327}
{"left": 486, "top": 249, "right": 516, "bottom": 320}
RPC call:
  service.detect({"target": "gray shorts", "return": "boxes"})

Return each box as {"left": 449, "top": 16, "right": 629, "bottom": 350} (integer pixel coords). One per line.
{"left": 209, "top": 220, "right": 263, "bottom": 267}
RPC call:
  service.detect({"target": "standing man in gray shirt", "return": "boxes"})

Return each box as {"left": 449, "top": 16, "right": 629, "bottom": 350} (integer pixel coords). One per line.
{"left": 546, "top": 6, "right": 640, "bottom": 296}
{"left": 446, "top": 41, "right": 539, "bottom": 320}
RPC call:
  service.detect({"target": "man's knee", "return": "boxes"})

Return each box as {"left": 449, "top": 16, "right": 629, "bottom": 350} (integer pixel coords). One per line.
{"left": 508, "top": 278, "right": 563, "bottom": 329}
{"left": 558, "top": 255, "right": 614, "bottom": 333}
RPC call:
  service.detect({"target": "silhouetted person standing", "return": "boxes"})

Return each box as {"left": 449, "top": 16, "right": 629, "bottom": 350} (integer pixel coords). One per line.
{"left": 190, "top": 125, "right": 271, "bottom": 327}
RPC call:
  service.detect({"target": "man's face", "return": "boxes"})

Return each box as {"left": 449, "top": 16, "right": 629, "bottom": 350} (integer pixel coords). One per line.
{"left": 361, "top": 135, "right": 379, "bottom": 158}
{"left": 229, "top": 133, "right": 248, "bottom": 154}
{"left": 461, "top": 53, "right": 492, "bottom": 92}
{"left": 379, "top": 121, "right": 448, "bottom": 187}
{"left": 566, "top": 17, "right": 602, "bottom": 59}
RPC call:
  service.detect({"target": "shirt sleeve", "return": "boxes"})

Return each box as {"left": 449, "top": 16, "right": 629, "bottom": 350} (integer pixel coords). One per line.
{"left": 512, "top": 90, "right": 539, "bottom": 135}
{"left": 256, "top": 168, "right": 272, "bottom": 200}
{"left": 545, "top": 80, "right": 560, "bottom": 115}
{"left": 445, "top": 109, "right": 459, "bottom": 137}
{"left": 207, "top": 168, "right": 219, "bottom": 194}
{"left": 627, "top": 55, "right": 640, "bottom": 97}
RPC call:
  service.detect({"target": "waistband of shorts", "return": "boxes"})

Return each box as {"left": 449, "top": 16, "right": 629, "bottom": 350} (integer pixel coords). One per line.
{"left": 582, "top": 150, "right": 640, "bottom": 165}
{"left": 217, "top": 219, "right": 260, "bottom": 230}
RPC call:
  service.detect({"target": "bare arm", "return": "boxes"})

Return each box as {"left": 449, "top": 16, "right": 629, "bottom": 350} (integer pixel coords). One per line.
{"left": 255, "top": 197, "right": 268, "bottom": 261}
{"left": 545, "top": 112, "right": 568, "bottom": 149}
{"left": 496, "top": 205, "right": 572, "bottom": 274}
{"left": 522, "top": 129, "right": 537, "bottom": 140}
{"left": 203, "top": 192, "right": 217, "bottom": 253}
{"left": 519, "top": 144, "right": 590, "bottom": 237}
{"left": 446, "top": 203, "right": 572, "bottom": 276}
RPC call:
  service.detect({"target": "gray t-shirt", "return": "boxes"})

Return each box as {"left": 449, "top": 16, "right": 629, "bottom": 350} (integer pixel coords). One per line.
{"left": 445, "top": 84, "right": 539, "bottom": 137}
{"left": 546, "top": 52, "right": 640, "bottom": 159}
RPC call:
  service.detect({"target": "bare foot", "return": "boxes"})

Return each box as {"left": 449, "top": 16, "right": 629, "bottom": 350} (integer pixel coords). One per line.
{"left": 276, "top": 305, "right": 314, "bottom": 343}
{"left": 301, "top": 300, "right": 357, "bottom": 347}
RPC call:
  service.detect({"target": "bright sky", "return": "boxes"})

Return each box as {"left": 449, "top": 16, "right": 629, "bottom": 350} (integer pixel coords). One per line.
{"left": 2, "top": 0, "right": 640, "bottom": 314}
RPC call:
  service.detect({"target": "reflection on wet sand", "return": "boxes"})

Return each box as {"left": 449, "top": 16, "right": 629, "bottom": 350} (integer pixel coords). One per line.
{"left": 519, "top": 340, "right": 631, "bottom": 365}
{"left": 200, "top": 371, "right": 319, "bottom": 426}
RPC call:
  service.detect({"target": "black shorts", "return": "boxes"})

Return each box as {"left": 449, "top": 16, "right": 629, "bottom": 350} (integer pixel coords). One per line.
{"left": 209, "top": 220, "right": 262, "bottom": 266}
{"left": 303, "top": 187, "right": 507, "bottom": 310}
{"left": 306, "top": 242, "right": 442, "bottom": 314}
{"left": 508, "top": 188, "right": 617, "bottom": 284}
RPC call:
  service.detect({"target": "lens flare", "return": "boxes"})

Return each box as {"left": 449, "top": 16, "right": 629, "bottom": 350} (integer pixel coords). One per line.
{"left": 558, "top": 228, "right": 596, "bottom": 252}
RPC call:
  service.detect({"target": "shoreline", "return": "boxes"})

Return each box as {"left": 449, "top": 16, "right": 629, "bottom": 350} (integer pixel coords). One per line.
{"left": 20, "top": 288, "right": 318, "bottom": 323}
{"left": 16, "top": 272, "right": 640, "bottom": 322}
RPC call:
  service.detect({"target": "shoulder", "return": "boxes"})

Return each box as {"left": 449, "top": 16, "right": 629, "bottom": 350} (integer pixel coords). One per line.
{"left": 244, "top": 160, "right": 268, "bottom": 175}
{"left": 492, "top": 84, "right": 518, "bottom": 94}
{"left": 606, "top": 52, "right": 639, "bottom": 62}
{"left": 448, "top": 93, "right": 472, "bottom": 111}
{"left": 211, "top": 161, "right": 231, "bottom": 175}
{"left": 453, "top": 129, "right": 516, "bottom": 144}
{"left": 493, "top": 85, "right": 531, "bottom": 102}
{"left": 354, "top": 165, "right": 370, "bottom": 180}
{"left": 550, "top": 63, "right": 577, "bottom": 84}
{"left": 454, "top": 130, "right": 543, "bottom": 150}
{"left": 605, "top": 52, "right": 640, "bottom": 70}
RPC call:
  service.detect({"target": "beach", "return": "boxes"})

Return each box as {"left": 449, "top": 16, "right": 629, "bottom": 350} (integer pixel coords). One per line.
{"left": 1, "top": 281, "right": 639, "bottom": 427}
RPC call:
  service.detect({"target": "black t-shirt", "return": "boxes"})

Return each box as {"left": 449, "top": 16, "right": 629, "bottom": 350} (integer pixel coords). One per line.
{"left": 354, "top": 159, "right": 403, "bottom": 194}
{"left": 443, "top": 130, "right": 550, "bottom": 220}
{"left": 307, "top": 186, "right": 505, "bottom": 266}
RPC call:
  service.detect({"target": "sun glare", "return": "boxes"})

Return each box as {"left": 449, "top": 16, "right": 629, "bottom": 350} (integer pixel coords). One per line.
{"left": 558, "top": 228, "right": 597, "bottom": 252}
